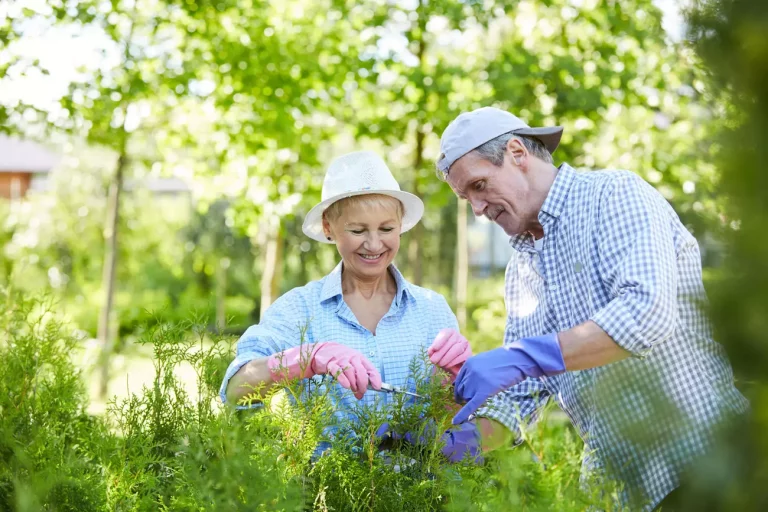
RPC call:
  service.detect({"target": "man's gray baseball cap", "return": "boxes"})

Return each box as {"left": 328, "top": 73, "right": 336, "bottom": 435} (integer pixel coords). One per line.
{"left": 437, "top": 107, "right": 564, "bottom": 174}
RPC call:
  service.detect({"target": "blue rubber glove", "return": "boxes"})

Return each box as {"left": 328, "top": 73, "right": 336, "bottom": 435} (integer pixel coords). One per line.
{"left": 375, "top": 420, "right": 436, "bottom": 446}
{"left": 453, "top": 333, "right": 566, "bottom": 425}
{"left": 377, "top": 421, "right": 483, "bottom": 464}
{"left": 440, "top": 421, "right": 483, "bottom": 464}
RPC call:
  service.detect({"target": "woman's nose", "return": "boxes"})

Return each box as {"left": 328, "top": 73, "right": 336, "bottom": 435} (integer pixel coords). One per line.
{"left": 364, "top": 232, "right": 383, "bottom": 251}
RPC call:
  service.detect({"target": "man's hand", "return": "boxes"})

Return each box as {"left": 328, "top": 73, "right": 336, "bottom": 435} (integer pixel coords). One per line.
{"left": 375, "top": 420, "right": 483, "bottom": 464}
{"left": 440, "top": 421, "right": 483, "bottom": 463}
{"left": 428, "top": 328, "right": 472, "bottom": 382}
{"left": 453, "top": 333, "right": 566, "bottom": 424}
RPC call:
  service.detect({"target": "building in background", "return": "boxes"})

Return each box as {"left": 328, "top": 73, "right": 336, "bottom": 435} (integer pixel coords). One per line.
{"left": 0, "top": 135, "right": 58, "bottom": 200}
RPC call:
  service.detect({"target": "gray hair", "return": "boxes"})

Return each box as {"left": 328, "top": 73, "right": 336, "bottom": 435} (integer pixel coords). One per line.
{"left": 472, "top": 131, "right": 553, "bottom": 166}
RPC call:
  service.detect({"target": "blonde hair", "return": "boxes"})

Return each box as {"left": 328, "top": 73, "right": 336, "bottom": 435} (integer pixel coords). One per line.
{"left": 323, "top": 194, "right": 404, "bottom": 224}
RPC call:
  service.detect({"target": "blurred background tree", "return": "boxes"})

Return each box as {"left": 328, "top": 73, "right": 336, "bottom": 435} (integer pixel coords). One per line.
{"left": 2, "top": 0, "right": 768, "bottom": 506}
{"left": 681, "top": 0, "right": 768, "bottom": 509}
{"left": 0, "top": 0, "right": 734, "bottom": 395}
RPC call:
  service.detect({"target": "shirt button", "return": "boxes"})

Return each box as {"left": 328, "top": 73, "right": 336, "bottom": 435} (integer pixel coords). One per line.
{"left": 548, "top": 284, "right": 559, "bottom": 292}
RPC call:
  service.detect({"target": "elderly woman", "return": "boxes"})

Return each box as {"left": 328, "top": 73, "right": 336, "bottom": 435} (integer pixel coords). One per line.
{"left": 220, "top": 151, "right": 507, "bottom": 461}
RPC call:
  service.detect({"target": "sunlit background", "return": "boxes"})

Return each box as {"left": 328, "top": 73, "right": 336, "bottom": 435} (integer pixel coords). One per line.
{"left": 0, "top": 0, "right": 721, "bottom": 406}
{"left": 4, "top": 0, "right": 768, "bottom": 509}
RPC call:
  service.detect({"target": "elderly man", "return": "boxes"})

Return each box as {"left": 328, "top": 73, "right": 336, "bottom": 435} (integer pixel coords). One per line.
{"left": 436, "top": 107, "right": 748, "bottom": 510}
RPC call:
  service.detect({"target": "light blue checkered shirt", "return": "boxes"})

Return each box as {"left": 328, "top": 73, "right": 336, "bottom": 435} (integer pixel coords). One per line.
{"left": 476, "top": 164, "right": 748, "bottom": 510}
{"left": 220, "top": 262, "right": 459, "bottom": 420}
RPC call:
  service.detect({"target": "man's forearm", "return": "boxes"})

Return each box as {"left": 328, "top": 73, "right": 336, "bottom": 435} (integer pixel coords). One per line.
{"left": 557, "top": 320, "right": 630, "bottom": 371}
{"left": 477, "top": 417, "right": 514, "bottom": 452}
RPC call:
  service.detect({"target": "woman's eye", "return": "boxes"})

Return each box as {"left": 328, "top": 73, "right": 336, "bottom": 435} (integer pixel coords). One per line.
{"left": 350, "top": 230, "right": 364, "bottom": 235}
{"left": 380, "top": 228, "right": 394, "bottom": 233}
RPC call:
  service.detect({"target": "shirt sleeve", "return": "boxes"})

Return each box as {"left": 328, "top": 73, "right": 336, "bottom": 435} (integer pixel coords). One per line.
{"left": 219, "top": 289, "right": 310, "bottom": 406}
{"left": 474, "top": 378, "right": 552, "bottom": 444}
{"left": 589, "top": 173, "right": 679, "bottom": 357}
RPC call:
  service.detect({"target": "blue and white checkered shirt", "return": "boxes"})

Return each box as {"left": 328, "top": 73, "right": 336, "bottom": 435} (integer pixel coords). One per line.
{"left": 220, "top": 262, "right": 459, "bottom": 419}
{"left": 476, "top": 164, "right": 748, "bottom": 510}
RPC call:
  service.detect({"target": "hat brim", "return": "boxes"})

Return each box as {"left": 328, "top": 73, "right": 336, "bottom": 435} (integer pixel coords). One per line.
{"left": 513, "top": 126, "right": 563, "bottom": 154}
{"left": 302, "top": 189, "right": 425, "bottom": 244}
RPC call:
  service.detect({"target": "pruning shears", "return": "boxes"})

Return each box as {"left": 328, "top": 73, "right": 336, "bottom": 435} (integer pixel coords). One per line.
{"left": 369, "top": 382, "right": 426, "bottom": 400}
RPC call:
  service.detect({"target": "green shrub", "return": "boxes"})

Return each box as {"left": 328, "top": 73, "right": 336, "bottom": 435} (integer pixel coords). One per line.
{"left": 0, "top": 287, "right": 624, "bottom": 511}
{"left": 0, "top": 290, "right": 109, "bottom": 511}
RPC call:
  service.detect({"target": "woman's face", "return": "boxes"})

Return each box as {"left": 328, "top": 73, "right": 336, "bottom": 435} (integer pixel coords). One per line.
{"left": 323, "top": 197, "right": 402, "bottom": 280}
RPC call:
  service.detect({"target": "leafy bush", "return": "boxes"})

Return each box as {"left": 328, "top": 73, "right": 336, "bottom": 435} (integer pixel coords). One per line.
{"left": 0, "top": 291, "right": 108, "bottom": 512}
{"left": 0, "top": 287, "right": 623, "bottom": 510}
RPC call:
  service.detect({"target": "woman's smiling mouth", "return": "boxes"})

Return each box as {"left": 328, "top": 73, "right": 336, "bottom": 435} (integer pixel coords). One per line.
{"left": 358, "top": 252, "right": 385, "bottom": 262}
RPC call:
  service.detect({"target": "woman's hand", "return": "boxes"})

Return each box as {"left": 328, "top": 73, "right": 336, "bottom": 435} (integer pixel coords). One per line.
{"left": 267, "top": 342, "right": 382, "bottom": 399}
{"left": 427, "top": 328, "right": 472, "bottom": 382}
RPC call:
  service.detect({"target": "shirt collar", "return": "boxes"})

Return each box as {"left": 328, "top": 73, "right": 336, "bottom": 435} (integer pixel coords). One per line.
{"left": 508, "top": 163, "right": 577, "bottom": 252}
{"left": 539, "top": 163, "right": 576, "bottom": 220}
{"left": 320, "top": 261, "right": 412, "bottom": 307}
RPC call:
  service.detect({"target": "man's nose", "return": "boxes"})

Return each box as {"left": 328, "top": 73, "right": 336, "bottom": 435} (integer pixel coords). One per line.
{"left": 469, "top": 199, "right": 487, "bottom": 217}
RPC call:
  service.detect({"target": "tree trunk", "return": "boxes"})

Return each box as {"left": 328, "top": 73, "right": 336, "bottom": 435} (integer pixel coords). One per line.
{"left": 488, "top": 220, "right": 496, "bottom": 274}
{"left": 260, "top": 220, "right": 284, "bottom": 313}
{"left": 438, "top": 199, "right": 458, "bottom": 290}
{"left": 407, "top": 222, "right": 423, "bottom": 286}
{"left": 215, "top": 257, "right": 229, "bottom": 331}
{"left": 407, "top": 1, "right": 428, "bottom": 286}
{"left": 407, "top": 125, "right": 425, "bottom": 286}
{"left": 456, "top": 199, "right": 469, "bottom": 330}
{"left": 98, "top": 153, "right": 126, "bottom": 398}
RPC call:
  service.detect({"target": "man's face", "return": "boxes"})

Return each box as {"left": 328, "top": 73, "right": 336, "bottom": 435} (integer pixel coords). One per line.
{"left": 446, "top": 144, "right": 536, "bottom": 237}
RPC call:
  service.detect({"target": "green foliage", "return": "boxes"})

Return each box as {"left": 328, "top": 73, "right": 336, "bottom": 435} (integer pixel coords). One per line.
{"left": 0, "top": 0, "right": 729, "bottom": 343}
{"left": 463, "top": 276, "right": 509, "bottom": 353}
{"left": 0, "top": 289, "right": 108, "bottom": 511}
{"left": 4, "top": 0, "right": 765, "bottom": 506}
{"left": 1, "top": 289, "right": 627, "bottom": 510}
{"left": 0, "top": 290, "right": 301, "bottom": 511}
{"left": 0, "top": 167, "right": 258, "bottom": 337}
{"left": 680, "top": 0, "right": 768, "bottom": 510}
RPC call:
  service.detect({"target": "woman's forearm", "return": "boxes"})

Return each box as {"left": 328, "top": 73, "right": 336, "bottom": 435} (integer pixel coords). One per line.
{"left": 225, "top": 356, "right": 278, "bottom": 405}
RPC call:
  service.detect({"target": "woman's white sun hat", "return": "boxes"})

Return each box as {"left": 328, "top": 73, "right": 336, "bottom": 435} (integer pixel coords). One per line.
{"left": 302, "top": 151, "right": 424, "bottom": 244}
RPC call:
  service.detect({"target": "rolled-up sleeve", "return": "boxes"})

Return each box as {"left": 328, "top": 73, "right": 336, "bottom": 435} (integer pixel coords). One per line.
{"left": 589, "top": 174, "right": 678, "bottom": 357}
{"left": 219, "top": 290, "right": 309, "bottom": 405}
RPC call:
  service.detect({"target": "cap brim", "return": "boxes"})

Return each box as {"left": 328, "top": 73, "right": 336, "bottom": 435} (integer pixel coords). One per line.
{"left": 302, "top": 189, "right": 425, "bottom": 243}
{"left": 513, "top": 126, "right": 563, "bottom": 154}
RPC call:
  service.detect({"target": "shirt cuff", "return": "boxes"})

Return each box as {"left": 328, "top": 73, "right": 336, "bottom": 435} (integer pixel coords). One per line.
{"left": 590, "top": 299, "right": 654, "bottom": 357}
{"left": 474, "top": 397, "right": 525, "bottom": 446}
{"left": 219, "top": 351, "right": 270, "bottom": 409}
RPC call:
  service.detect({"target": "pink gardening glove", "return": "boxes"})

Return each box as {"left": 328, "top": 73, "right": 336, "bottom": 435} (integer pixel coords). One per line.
{"left": 427, "top": 329, "right": 472, "bottom": 383}
{"left": 267, "top": 342, "right": 382, "bottom": 400}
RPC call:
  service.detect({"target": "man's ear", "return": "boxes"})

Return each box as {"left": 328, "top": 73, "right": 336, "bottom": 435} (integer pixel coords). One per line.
{"left": 506, "top": 137, "right": 527, "bottom": 167}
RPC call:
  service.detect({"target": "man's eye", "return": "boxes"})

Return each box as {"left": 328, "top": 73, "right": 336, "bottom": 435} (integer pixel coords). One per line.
{"left": 474, "top": 181, "right": 485, "bottom": 191}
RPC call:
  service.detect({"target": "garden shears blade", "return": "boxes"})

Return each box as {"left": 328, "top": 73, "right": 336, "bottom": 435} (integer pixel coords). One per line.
{"left": 369, "top": 382, "right": 426, "bottom": 399}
